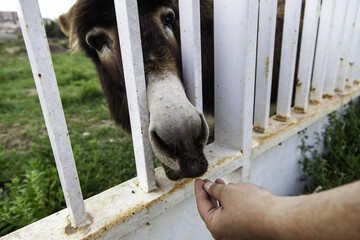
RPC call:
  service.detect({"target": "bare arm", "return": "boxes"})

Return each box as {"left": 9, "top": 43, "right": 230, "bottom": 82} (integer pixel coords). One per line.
{"left": 194, "top": 179, "right": 360, "bottom": 240}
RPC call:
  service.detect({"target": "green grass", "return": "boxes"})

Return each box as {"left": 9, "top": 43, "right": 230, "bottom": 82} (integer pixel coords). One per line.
{"left": 0, "top": 40, "right": 138, "bottom": 236}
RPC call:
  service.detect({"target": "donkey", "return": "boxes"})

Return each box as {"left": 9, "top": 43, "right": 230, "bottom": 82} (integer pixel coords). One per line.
{"left": 59, "top": 0, "right": 214, "bottom": 181}
{"left": 59, "top": 0, "right": 291, "bottom": 181}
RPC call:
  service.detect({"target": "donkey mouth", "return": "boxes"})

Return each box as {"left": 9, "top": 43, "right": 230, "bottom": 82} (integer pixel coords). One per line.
{"left": 149, "top": 112, "right": 210, "bottom": 180}
{"left": 160, "top": 151, "right": 209, "bottom": 181}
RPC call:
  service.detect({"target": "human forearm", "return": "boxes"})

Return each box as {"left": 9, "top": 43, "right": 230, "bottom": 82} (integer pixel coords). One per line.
{"left": 273, "top": 181, "right": 360, "bottom": 240}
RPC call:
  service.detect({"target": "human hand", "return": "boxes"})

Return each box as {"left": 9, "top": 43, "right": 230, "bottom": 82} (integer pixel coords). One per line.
{"left": 194, "top": 179, "right": 278, "bottom": 240}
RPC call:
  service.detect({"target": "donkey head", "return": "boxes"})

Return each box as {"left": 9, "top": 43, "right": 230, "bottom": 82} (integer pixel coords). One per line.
{"left": 59, "top": 0, "right": 209, "bottom": 180}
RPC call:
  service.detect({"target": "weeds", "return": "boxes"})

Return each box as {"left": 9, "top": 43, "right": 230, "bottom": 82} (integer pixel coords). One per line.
{"left": 300, "top": 101, "right": 360, "bottom": 193}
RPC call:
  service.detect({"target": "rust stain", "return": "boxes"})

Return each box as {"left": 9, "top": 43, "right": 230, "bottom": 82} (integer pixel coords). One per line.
{"left": 345, "top": 85, "right": 352, "bottom": 89}
{"left": 294, "top": 106, "right": 305, "bottom": 113}
{"left": 296, "top": 78, "right": 302, "bottom": 87}
{"left": 253, "top": 125, "right": 265, "bottom": 133}
{"left": 208, "top": 154, "right": 239, "bottom": 173}
{"left": 322, "top": 94, "right": 333, "bottom": 99}
{"left": 275, "top": 115, "right": 289, "bottom": 122}
{"left": 310, "top": 87, "right": 316, "bottom": 92}
{"left": 309, "top": 100, "right": 320, "bottom": 105}
{"left": 265, "top": 56, "right": 270, "bottom": 78}
{"left": 354, "top": 80, "right": 359, "bottom": 85}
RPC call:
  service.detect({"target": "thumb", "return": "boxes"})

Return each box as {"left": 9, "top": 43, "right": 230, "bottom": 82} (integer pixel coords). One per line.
{"left": 204, "top": 181, "right": 226, "bottom": 201}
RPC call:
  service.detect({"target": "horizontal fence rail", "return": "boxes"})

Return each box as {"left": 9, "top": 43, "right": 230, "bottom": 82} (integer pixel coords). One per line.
{"left": 6, "top": 0, "right": 360, "bottom": 238}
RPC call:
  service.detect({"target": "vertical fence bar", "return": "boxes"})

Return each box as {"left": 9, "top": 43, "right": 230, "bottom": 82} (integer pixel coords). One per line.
{"left": 338, "top": 0, "right": 360, "bottom": 90}
{"left": 335, "top": 0, "right": 358, "bottom": 92}
{"left": 323, "top": 0, "right": 348, "bottom": 98}
{"left": 275, "top": 0, "right": 302, "bottom": 121}
{"left": 348, "top": 5, "right": 360, "bottom": 86}
{"left": 214, "top": 0, "right": 258, "bottom": 181}
{"left": 15, "top": 0, "right": 88, "bottom": 227}
{"left": 294, "top": 0, "right": 321, "bottom": 113}
{"left": 309, "top": 0, "right": 335, "bottom": 104}
{"left": 254, "top": 0, "right": 278, "bottom": 133}
{"left": 179, "top": 0, "right": 203, "bottom": 112}
{"left": 114, "top": 0, "right": 156, "bottom": 192}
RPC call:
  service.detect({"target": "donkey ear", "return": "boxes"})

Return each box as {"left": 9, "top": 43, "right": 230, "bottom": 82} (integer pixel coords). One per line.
{"left": 59, "top": 13, "right": 71, "bottom": 36}
{"left": 58, "top": 6, "right": 80, "bottom": 52}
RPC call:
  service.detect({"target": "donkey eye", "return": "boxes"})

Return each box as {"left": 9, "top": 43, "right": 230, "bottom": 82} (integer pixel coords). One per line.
{"left": 86, "top": 33, "right": 111, "bottom": 51}
{"left": 164, "top": 10, "right": 175, "bottom": 27}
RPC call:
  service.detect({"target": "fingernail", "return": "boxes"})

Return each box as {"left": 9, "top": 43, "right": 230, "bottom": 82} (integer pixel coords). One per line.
{"left": 204, "top": 181, "right": 214, "bottom": 191}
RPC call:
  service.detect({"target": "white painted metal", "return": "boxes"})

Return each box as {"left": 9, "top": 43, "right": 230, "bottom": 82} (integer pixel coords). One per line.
{"left": 15, "top": 0, "right": 88, "bottom": 227}
{"left": 294, "top": 0, "right": 321, "bottom": 113}
{"left": 276, "top": 0, "right": 302, "bottom": 120}
{"left": 114, "top": 0, "right": 156, "bottom": 192}
{"left": 254, "top": 0, "right": 278, "bottom": 132}
{"left": 214, "top": 0, "right": 258, "bottom": 181}
{"left": 336, "top": 0, "right": 359, "bottom": 92}
{"left": 345, "top": 2, "right": 360, "bottom": 87}
{"left": 310, "top": 0, "right": 335, "bottom": 103}
{"left": 323, "top": 0, "right": 349, "bottom": 97}
{"left": 179, "top": 0, "right": 203, "bottom": 112}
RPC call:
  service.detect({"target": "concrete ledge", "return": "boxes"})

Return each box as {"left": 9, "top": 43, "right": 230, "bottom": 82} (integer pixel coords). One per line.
{"left": 1, "top": 144, "right": 242, "bottom": 240}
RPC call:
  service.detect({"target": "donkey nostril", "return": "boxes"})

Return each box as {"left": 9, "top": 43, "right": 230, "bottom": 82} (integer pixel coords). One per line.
{"left": 197, "top": 113, "right": 210, "bottom": 147}
{"left": 150, "top": 130, "right": 173, "bottom": 158}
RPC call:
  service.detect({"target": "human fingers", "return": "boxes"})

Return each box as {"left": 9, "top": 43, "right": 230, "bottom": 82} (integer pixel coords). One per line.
{"left": 215, "top": 179, "right": 225, "bottom": 184}
{"left": 214, "top": 179, "right": 225, "bottom": 207}
{"left": 204, "top": 181, "right": 226, "bottom": 202}
{"left": 194, "top": 179, "right": 218, "bottom": 222}
{"left": 204, "top": 179, "right": 219, "bottom": 207}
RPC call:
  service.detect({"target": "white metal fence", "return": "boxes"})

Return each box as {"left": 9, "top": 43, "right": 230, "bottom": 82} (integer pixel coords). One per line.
{"left": 5, "top": 0, "right": 360, "bottom": 238}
